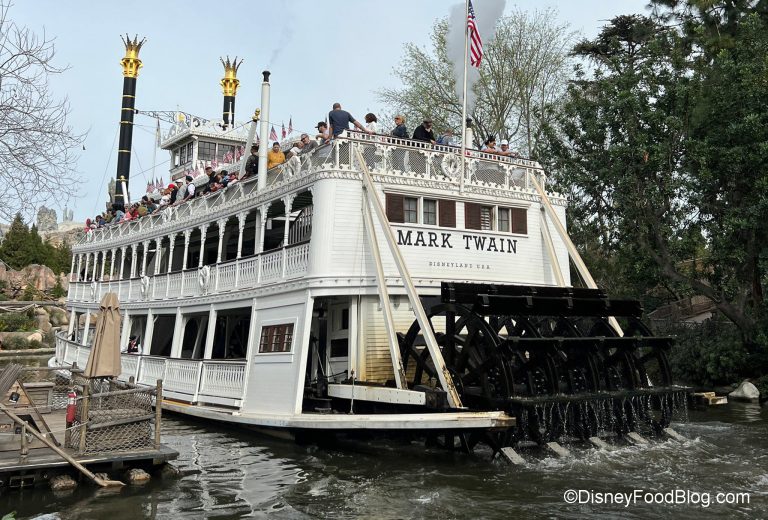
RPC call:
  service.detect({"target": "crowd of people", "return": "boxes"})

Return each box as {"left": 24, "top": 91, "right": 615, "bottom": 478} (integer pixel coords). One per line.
{"left": 84, "top": 102, "right": 520, "bottom": 232}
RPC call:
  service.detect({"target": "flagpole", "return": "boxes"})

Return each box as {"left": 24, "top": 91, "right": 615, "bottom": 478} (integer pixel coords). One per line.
{"left": 459, "top": 0, "right": 470, "bottom": 194}
{"left": 151, "top": 119, "right": 159, "bottom": 188}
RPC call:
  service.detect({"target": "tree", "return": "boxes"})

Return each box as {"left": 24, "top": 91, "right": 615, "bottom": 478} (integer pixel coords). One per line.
{"left": 379, "top": 9, "right": 575, "bottom": 154}
{"left": 542, "top": 7, "right": 768, "bottom": 354}
{"left": 0, "top": 1, "right": 84, "bottom": 222}
{"left": 0, "top": 212, "right": 72, "bottom": 273}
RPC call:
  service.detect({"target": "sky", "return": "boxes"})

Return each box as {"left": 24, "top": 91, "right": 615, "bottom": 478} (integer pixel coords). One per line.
{"left": 10, "top": 0, "right": 650, "bottom": 224}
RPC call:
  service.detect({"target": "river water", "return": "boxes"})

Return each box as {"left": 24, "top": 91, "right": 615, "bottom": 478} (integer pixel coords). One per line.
{"left": 0, "top": 355, "right": 765, "bottom": 518}
{"left": 0, "top": 398, "right": 765, "bottom": 519}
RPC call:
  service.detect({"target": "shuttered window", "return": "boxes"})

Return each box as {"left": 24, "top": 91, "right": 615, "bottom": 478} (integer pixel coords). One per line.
{"left": 386, "top": 193, "right": 404, "bottom": 223}
{"left": 438, "top": 200, "right": 456, "bottom": 228}
{"left": 465, "top": 202, "right": 481, "bottom": 229}
{"left": 511, "top": 208, "right": 527, "bottom": 234}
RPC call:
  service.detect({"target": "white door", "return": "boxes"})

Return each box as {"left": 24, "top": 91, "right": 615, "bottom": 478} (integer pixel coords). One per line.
{"left": 327, "top": 304, "right": 350, "bottom": 382}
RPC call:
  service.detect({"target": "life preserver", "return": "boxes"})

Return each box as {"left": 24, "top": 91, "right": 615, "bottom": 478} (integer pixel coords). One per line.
{"left": 441, "top": 153, "right": 461, "bottom": 179}
{"left": 198, "top": 265, "right": 211, "bottom": 293}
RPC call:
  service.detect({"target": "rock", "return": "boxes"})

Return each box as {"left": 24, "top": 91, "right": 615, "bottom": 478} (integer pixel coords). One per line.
{"left": 94, "top": 472, "right": 110, "bottom": 482}
{"left": 125, "top": 468, "right": 151, "bottom": 483}
{"left": 34, "top": 314, "right": 52, "bottom": 334}
{"left": 157, "top": 463, "right": 181, "bottom": 479}
{"left": 34, "top": 307, "right": 48, "bottom": 316}
{"left": 26, "top": 332, "right": 43, "bottom": 343}
{"left": 728, "top": 380, "right": 761, "bottom": 403}
{"left": 49, "top": 308, "right": 69, "bottom": 327}
{"left": 50, "top": 474, "right": 77, "bottom": 491}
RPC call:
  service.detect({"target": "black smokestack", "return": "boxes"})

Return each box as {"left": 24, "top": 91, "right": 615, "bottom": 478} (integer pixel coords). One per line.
{"left": 220, "top": 57, "right": 242, "bottom": 130}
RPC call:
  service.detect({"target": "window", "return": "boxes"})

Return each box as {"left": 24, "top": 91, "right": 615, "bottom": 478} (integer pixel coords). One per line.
{"left": 465, "top": 203, "right": 527, "bottom": 234}
{"left": 198, "top": 141, "right": 216, "bottom": 161}
{"left": 386, "top": 194, "right": 456, "bottom": 227}
{"left": 423, "top": 199, "right": 437, "bottom": 225}
{"left": 498, "top": 208, "right": 511, "bottom": 232}
{"left": 179, "top": 143, "right": 192, "bottom": 165}
{"left": 404, "top": 197, "right": 418, "bottom": 223}
{"left": 217, "top": 144, "right": 236, "bottom": 162}
{"left": 259, "top": 323, "right": 294, "bottom": 353}
{"left": 480, "top": 206, "right": 493, "bottom": 230}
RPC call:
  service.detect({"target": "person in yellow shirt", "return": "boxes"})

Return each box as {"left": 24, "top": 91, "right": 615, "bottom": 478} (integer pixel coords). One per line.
{"left": 267, "top": 142, "right": 285, "bottom": 169}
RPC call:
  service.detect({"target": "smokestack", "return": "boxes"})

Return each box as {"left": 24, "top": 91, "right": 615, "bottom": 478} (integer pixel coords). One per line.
{"left": 257, "top": 71, "right": 270, "bottom": 191}
{"left": 115, "top": 34, "right": 146, "bottom": 212}
{"left": 220, "top": 56, "right": 242, "bottom": 130}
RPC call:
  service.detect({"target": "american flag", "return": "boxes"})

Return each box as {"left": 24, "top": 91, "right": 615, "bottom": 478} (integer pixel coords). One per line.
{"left": 270, "top": 126, "right": 278, "bottom": 141}
{"left": 288, "top": 117, "right": 293, "bottom": 135}
{"left": 281, "top": 122, "right": 286, "bottom": 139}
{"left": 467, "top": 0, "right": 483, "bottom": 68}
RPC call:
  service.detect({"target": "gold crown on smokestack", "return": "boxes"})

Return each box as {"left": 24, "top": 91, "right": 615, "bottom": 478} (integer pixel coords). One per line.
{"left": 120, "top": 34, "right": 146, "bottom": 78}
{"left": 220, "top": 56, "right": 243, "bottom": 97}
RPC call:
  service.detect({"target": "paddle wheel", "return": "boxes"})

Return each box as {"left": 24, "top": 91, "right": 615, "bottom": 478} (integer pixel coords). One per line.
{"left": 399, "top": 282, "right": 689, "bottom": 446}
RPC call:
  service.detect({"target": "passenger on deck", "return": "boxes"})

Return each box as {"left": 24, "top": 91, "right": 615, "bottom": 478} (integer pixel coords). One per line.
{"left": 315, "top": 122, "right": 329, "bottom": 143}
{"left": 181, "top": 175, "right": 196, "bottom": 202}
{"left": 364, "top": 113, "right": 379, "bottom": 134}
{"left": 122, "top": 335, "right": 141, "bottom": 354}
{"left": 299, "top": 133, "right": 317, "bottom": 155}
{"left": 391, "top": 115, "right": 409, "bottom": 139}
{"left": 267, "top": 142, "right": 286, "bottom": 169}
{"left": 498, "top": 139, "right": 519, "bottom": 158}
{"left": 243, "top": 144, "right": 259, "bottom": 180}
{"left": 413, "top": 118, "right": 436, "bottom": 144}
{"left": 328, "top": 103, "right": 370, "bottom": 139}
{"left": 481, "top": 136, "right": 497, "bottom": 153}
{"left": 437, "top": 129, "right": 458, "bottom": 146}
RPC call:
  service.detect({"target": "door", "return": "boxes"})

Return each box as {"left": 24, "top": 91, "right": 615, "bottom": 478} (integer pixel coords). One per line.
{"left": 327, "top": 304, "right": 350, "bottom": 382}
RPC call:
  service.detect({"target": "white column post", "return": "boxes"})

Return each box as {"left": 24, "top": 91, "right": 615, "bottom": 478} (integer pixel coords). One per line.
{"left": 83, "top": 253, "right": 90, "bottom": 282}
{"left": 81, "top": 309, "right": 91, "bottom": 346}
{"left": 92, "top": 252, "right": 99, "bottom": 281}
{"left": 153, "top": 237, "right": 163, "bottom": 275}
{"left": 256, "top": 204, "right": 268, "bottom": 282}
{"left": 76, "top": 253, "right": 83, "bottom": 282}
{"left": 198, "top": 224, "right": 209, "bottom": 268}
{"left": 281, "top": 194, "right": 294, "bottom": 277}
{"left": 203, "top": 305, "right": 217, "bottom": 359}
{"left": 236, "top": 212, "right": 247, "bottom": 259}
{"left": 69, "top": 254, "right": 76, "bottom": 282}
{"left": 216, "top": 218, "right": 227, "bottom": 264}
{"left": 170, "top": 307, "right": 185, "bottom": 358}
{"left": 140, "top": 240, "right": 149, "bottom": 276}
{"left": 144, "top": 310, "right": 155, "bottom": 355}
{"left": 182, "top": 230, "right": 191, "bottom": 270}
{"left": 67, "top": 308, "right": 77, "bottom": 339}
{"left": 119, "top": 247, "right": 126, "bottom": 280}
{"left": 119, "top": 309, "right": 131, "bottom": 356}
{"left": 100, "top": 251, "right": 107, "bottom": 280}
{"left": 167, "top": 233, "right": 177, "bottom": 274}
{"left": 130, "top": 246, "right": 137, "bottom": 278}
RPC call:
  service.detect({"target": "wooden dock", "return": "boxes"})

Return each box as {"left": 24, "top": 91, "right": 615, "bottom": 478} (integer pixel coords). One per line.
{"left": 0, "top": 365, "right": 178, "bottom": 490}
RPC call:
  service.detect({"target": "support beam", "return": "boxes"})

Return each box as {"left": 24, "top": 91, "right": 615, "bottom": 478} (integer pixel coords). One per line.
{"left": 169, "top": 308, "right": 184, "bottom": 358}
{"left": 236, "top": 212, "right": 247, "bottom": 259}
{"left": 355, "top": 148, "right": 462, "bottom": 408}
{"left": 530, "top": 174, "right": 623, "bottom": 337}
{"left": 81, "top": 310, "right": 91, "bottom": 346}
{"left": 198, "top": 225, "right": 209, "bottom": 268}
{"left": 216, "top": 218, "right": 227, "bottom": 264}
{"left": 539, "top": 208, "right": 565, "bottom": 287}
{"left": 203, "top": 305, "right": 217, "bottom": 359}
{"left": 144, "top": 310, "right": 155, "bottom": 356}
{"left": 361, "top": 190, "right": 407, "bottom": 389}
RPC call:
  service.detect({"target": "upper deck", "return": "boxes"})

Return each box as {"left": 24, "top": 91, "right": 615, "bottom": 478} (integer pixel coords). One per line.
{"left": 67, "top": 133, "right": 568, "bottom": 308}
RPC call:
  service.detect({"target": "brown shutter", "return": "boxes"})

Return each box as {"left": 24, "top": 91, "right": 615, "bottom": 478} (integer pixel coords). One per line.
{"left": 438, "top": 199, "right": 456, "bottom": 228}
{"left": 385, "top": 193, "right": 404, "bottom": 223}
{"left": 511, "top": 208, "right": 528, "bottom": 234}
{"left": 464, "top": 202, "right": 481, "bottom": 230}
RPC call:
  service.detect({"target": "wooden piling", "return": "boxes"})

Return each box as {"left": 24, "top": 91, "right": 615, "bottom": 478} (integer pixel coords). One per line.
{"left": 79, "top": 384, "right": 90, "bottom": 455}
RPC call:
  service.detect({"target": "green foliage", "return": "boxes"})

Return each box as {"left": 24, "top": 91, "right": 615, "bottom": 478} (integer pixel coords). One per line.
{"left": 0, "top": 213, "right": 72, "bottom": 274}
{"left": 667, "top": 321, "right": 750, "bottom": 387}
{"left": 28, "top": 339, "right": 44, "bottom": 349}
{"left": 2, "top": 336, "right": 30, "bottom": 350}
{"left": 21, "top": 284, "right": 38, "bottom": 302}
{"left": 50, "top": 278, "right": 65, "bottom": 298}
{"left": 0, "top": 312, "right": 35, "bottom": 332}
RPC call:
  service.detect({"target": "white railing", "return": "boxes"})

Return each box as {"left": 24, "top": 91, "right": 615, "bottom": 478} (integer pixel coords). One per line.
{"left": 119, "top": 354, "right": 140, "bottom": 382}
{"left": 260, "top": 249, "right": 283, "bottom": 282}
{"left": 199, "top": 362, "right": 246, "bottom": 400}
{"left": 164, "top": 358, "right": 202, "bottom": 396}
{"left": 138, "top": 356, "right": 167, "bottom": 386}
{"left": 55, "top": 332, "right": 247, "bottom": 407}
{"left": 285, "top": 242, "right": 310, "bottom": 278}
{"left": 67, "top": 241, "right": 313, "bottom": 303}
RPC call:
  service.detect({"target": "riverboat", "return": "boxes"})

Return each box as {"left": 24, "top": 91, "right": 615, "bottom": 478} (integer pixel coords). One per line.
{"left": 53, "top": 38, "right": 686, "bottom": 453}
